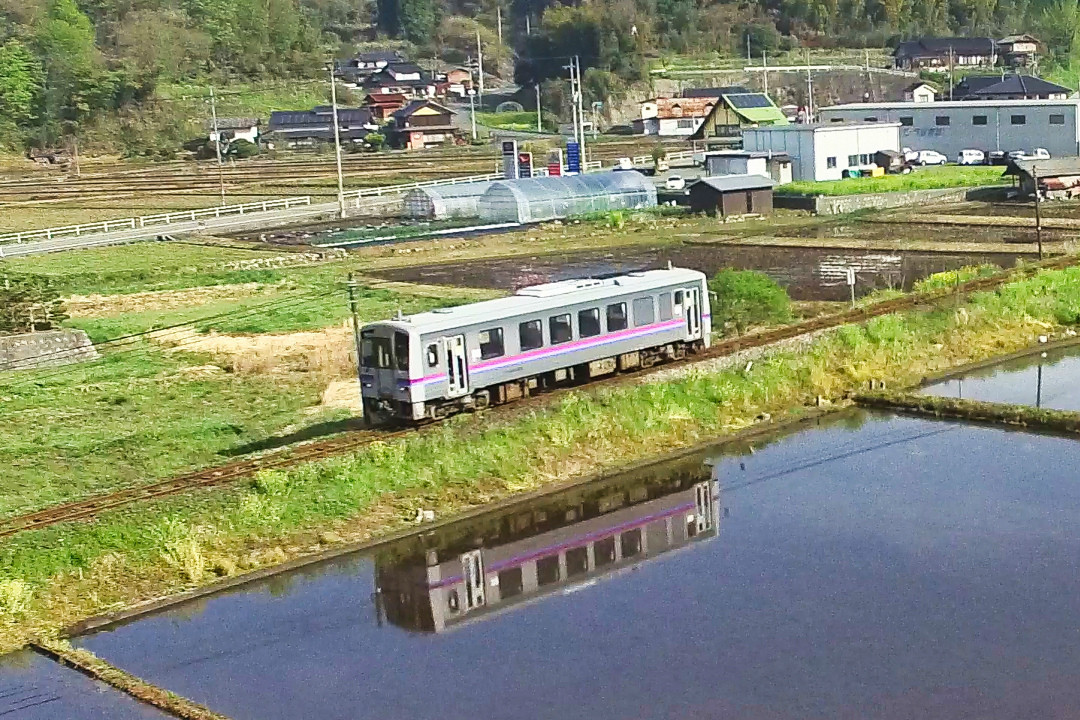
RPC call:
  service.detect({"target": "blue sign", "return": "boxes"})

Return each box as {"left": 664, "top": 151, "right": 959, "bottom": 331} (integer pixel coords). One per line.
{"left": 566, "top": 141, "right": 581, "bottom": 174}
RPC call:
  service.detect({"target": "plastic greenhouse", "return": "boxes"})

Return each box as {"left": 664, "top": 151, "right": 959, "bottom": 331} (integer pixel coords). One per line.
{"left": 403, "top": 181, "right": 494, "bottom": 220}
{"left": 478, "top": 171, "right": 657, "bottom": 224}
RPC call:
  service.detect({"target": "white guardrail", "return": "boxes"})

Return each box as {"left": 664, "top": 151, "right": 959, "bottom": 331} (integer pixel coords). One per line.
{"left": 0, "top": 158, "right": 636, "bottom": 246}
{"left": 0, "top": 196, "right": 313, "bottom": 245}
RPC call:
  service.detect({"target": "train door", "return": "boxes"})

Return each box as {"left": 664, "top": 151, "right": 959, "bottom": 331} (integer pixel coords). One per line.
{"left": 460, "top": 550, "right": 486, "bottom": 610}
{"left": 684, "top": 288, "right": 702, "bottom": 340}
{"left": 443, "top": 335, "right": 469, "bottom": 398}
{"left": 691, "top": 481, "right": 715, "bottom": 535}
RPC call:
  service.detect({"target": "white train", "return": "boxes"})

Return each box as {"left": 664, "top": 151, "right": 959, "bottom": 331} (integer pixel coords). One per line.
{"left": 358, "top": 267, "right": 712, "bottom": 423}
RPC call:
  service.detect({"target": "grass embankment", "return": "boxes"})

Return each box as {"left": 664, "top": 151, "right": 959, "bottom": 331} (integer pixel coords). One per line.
{"left": 3, "top": 262, "right": 1080, "bottom": 651}
{"left": 475, "top": 111, "right": 545, "bottom": 133}
{"left": 857, "top": 392, "right": 1080, "bottom": 433}
{"left": 779, "top": 165, "right": 1008, "bottom": 196}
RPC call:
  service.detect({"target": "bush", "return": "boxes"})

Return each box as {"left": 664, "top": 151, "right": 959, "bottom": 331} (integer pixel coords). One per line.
{"left": 708, "top": 269, "right": 791, "bottom": 335}
{"left": 364, "top": 132, "right": 385, "bottom": 151}
{"left": 229, "top": 139, "right": 259, "bottom": 158}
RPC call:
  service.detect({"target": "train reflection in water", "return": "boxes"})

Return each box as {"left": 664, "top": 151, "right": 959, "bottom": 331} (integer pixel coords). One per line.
{"left": 375, "top": 456, "right": 722, "bottom": 632}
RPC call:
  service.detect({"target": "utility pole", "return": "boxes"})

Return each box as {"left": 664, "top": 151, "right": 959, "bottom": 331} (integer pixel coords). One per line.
{"left": 762, "top": 51, "right": 769, "bottom": 96}
{"left": 1033, "top": 165, "right": 1043, "bottom": 259}
{"left": 806, "top": 60, "right": 814, "bottom": 123}
{"left": 476, "top": 31, "right": 485, "bottom": 104}
{"left": 347, "top": 273, "right": 365, "bottom": 416}
{"left": 568, "top": 61, "right": 579, "bottom": 145}
{"left": 949, "top": 45, "right": 955, "bottom": 101}
{"left": 497, "top": 6, "right": 503, "bottom": 46}
{"left": 469, "top": 89, "right": 477, "bottom": 140}
{"left": 746, "top": 33, "right": 751, "bottom": 63}
{"left": 575, "top": 56, "right": 586, "bottom": 156}
{"left": 328, "top": 65, "right": 347, "bottom": 219}
{"left": 209, "top": 87, "right": 226, "bottom": 206}
{"left": 536, "top": 83, "right": 542, "bottom": 133}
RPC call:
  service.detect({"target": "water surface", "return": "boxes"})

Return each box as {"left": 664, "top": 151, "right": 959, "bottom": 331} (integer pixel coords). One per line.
{"left": 0, "top": 650, "right": 168, "bottom": 719}
{"left": 923, "top": 343, "right": 1080, "bottom": 410}
{"left": 77, "top": 413, "right": 1080, "bottom": 719}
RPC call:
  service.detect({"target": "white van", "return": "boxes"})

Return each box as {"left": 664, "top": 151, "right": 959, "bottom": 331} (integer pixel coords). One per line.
{"left": 957, "top": 149, "right": 985, "bottom": 165}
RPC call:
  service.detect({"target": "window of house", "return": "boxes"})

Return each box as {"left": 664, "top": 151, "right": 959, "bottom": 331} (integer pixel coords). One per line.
{"left": 1011, "top": 114, "right": 1026, "bottom": 125}
{"left": 566, "top": 547, "right": 589, "bottom": 577}
{"left": 394, "top": 331, "right": 409, "bottom": 371}
{"left": 578, "top": 308, "right": 601, "bottom": 337}
{"left": 900, "top": 116, "right": 914, "bottom": 126}
{"left": 847, "top": 154, "right": 859, "bottom": 167}
{"left": 1050, "top": 114, "right": 1066, "bottom": 125}
{"left": 478, "top": 328, "right": 504, "bottom": 360}
{"left": 973, "top": 115, "right": 988, "bottom": 125}
{"left": 606, "top": 302, "right": 628, "bottom": 331}
{"left": 536, "top": 556, "right": 560, "bottom": 586}
{"left": 677, "top": 118, "right": 694, "bottom": 129}
{"left": 632, "top": 297, "right": 655, "bottom": 327}
{"left": 935, "top": 115, "right": 950, "bottom": 126}
{"left": 497, "top": 567, "right": 524, "bottom": 598}
{"left": 859, "top": 153, "right": 870, "bottom": 164}
{"left": 549, "top": 314, "right": 572, "bottom": 344}
{"left": 826, "top": 156, "right": 837, "bottom": 169}
{"left": 426, "top": 343, "right": 438, "bottom": 367}
{"left": 658, "top": 292, "right": 673, "bottom": 322}
{"left": 519, "top": 319, "right": 543, "bottom": 351}
{"left": 864, "top": 116, "right": 878, "bottom": 122}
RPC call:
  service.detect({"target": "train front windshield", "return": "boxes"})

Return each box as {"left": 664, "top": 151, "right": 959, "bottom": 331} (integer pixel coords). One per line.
{"left": 360, "top": 329, "right": 410, "bottom": 372}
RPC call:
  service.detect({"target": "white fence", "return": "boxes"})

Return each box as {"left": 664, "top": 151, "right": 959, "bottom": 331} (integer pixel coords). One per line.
{"left": 0, "top": 196, "right": 313, "bottom": 245}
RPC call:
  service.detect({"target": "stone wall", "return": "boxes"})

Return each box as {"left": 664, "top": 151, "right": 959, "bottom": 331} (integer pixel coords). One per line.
{"left": 0, "top": 330, "right": 100, "bottom": 371}
{"left": 775, "top": 186, "right": 1005, "bottom": 215}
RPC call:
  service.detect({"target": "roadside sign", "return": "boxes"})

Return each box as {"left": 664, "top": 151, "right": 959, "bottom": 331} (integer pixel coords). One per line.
{"left": 502, "top": 140, "right": 519, "bottom": 179}
{"left": 566, "top": 141, "right": 581, "bottom": 174}
{"left": 547, "top": 148, "right": 563, "bottom": 177}
{"left": 846, "top": 267, "right": 856, "bottom": 286}
{"left": 518, "top": 152, "right": 533, "bottom": 179}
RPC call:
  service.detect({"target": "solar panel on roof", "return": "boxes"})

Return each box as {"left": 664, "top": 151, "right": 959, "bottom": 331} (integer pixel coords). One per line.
{"left": 725, "top": 94, "right": 773, "bottom": 109}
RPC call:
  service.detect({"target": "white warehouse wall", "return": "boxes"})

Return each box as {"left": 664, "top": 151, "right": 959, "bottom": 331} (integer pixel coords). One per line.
{"left": 819, "top": 100, "right": 1080, "bottom": 159}
{"left": 743, "top": 124, "right": 901, "bottom": 181}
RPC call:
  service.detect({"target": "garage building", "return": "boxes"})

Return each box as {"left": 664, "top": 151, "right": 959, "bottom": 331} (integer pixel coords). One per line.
{"left": 742, "top": 122, "right": 901, "bottom": 182}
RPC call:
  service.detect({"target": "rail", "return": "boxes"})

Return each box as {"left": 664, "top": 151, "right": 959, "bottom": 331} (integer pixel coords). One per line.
{"left": 0, "top": 196, "right": 313, "bottom": 245}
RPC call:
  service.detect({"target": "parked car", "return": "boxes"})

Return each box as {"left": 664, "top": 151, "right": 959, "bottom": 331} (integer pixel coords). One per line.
{"left": 614, "top": 157, "right": 634, "bottom": 170}
{"left": 957, "top": 149, "right": 986, "bottom": 165}
{"left": 915, "top": 150, "right": 948, "bottom": 166}
{"left": 1008, "top": 148, "right": 1052, "bottom": 162}
{"left": 989, "top": 150, "right": 1008, "bottom": 165}
{"left": 665, "top": 174, "right": 686, "bottom": 190}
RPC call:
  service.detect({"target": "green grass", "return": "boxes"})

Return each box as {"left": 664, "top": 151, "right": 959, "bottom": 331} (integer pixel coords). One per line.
{"left": 779, "top": 165, "right": 1008, "bottom": 196}
{"left": 475, "top": 111, "right": 544, "bottom": 132}
{"left": 3, "top": 261, "right": 1080, "bottom": 649}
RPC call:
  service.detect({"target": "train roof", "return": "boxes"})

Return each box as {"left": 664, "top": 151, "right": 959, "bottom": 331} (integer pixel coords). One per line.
{"left": 369, "top": 267, "right": 706, "bottom": 335}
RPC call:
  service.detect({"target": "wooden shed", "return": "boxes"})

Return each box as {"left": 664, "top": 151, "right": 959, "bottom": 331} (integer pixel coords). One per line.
{"left": 688, "top": 175, "right": 775, "bottom": 217}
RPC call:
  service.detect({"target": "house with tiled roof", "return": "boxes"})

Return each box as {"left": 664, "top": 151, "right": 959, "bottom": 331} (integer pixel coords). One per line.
{"left": 893, "top": 37, "right": 996, "bottom": 70}
{"left": 635, "top": 97, "right": 717, "bottom": 136}
{"left": 391, "top": 100, "right": 460, "bottom": 149}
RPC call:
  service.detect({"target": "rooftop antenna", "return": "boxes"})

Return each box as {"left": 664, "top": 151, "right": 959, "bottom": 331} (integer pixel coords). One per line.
{"left": 395, "top": 309, "right": 406, "bottom": 321}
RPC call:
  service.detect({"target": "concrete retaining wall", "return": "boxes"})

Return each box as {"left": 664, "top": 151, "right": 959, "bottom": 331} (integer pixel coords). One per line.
{"left": 0, "top": 329, "right": 99, "bottom": 371}
{"left": 775, "top": 185, "right": 1005, "bottom": 215}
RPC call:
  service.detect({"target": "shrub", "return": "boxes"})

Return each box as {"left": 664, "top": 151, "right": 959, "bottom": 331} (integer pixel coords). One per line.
{"left": 708, "top": 269, "right": 792, "bottom": 335}
{"left": 364, "top": 132, "right": 385, "bottom": 151}
{"left": 229, "top": 138, "right": 259, "bottom": 158}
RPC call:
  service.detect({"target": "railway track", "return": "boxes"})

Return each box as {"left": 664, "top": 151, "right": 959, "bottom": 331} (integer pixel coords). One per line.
{"left": 8, "top": 254, "right": 1067, "bottom": 540}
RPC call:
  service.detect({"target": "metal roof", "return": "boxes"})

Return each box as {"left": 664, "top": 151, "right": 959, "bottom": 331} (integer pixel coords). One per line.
{"left": 824, "top": 98, "right": 1080, "bottom": 110}
{"left": 721, "top": 93, "right": 788, "bottom": 124}
{"left": 1004, "top": 157, "right": 1080, "bottom": 177}
{"left": 692, "top": 175, "right": 774, "bottom": 193}
{"left": 368, "top": 268, "right": 705, "bottom": 336}
{"left": 894, "top": 37, "right": 995, "bottom": 57}
{"left": 969, "top": 74, "right": 1071, "bottom": 96}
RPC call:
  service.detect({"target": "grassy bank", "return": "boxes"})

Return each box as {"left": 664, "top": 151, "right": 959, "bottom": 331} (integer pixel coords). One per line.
{"left": 779, "top": 165, "right": 1007, "bottom": 196}
{"left": 3, "top": 261, "right": 1080, "bottom": 651}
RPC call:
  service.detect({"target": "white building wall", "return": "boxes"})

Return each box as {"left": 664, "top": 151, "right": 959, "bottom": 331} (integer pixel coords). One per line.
{"left": 658, "top": 117, "right": 704, "bottom": 137}
{"left": 819, "top": 100, "right": 1080, "bottom": 159}
{"left": 743, "top": 124, "right": 900, "bottom": 181}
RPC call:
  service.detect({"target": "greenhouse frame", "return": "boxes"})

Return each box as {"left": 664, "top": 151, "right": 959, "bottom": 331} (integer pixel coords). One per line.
{"left": 403, "top": 181, "right": 494, "bottom": 220}
{"left": 478, "top": 171, "right": 657, "bottom": 224}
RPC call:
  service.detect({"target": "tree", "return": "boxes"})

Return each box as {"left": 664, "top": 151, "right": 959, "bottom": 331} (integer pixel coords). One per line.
{"left": 34, "top": 0, "right": 110, "bottom": 128}
{"left": 364, "top": 131, "right": 386, "bottom": 150}
{"left": 708, "top": 269, "right": 792, "bottom": 336}
{"left": 0, "top": 39, "right": 43, "bottom": 128}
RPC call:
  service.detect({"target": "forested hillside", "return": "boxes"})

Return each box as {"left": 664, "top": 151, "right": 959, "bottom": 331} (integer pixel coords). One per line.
{"left": 2, "top": 0, "right": 1080, "bottom": 156}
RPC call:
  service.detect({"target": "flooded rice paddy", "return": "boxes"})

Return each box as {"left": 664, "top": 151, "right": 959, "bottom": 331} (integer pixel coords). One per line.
{"left": 0, "top": 650, "right": 169, "bottom": 719}
{"left": 923, "top": 342, "right": 1080, "bottom": 410}
{"left": 371, "top": 245, "right": 1024, "bottom": 302}
{"left": 66, "top": 410, "right": 1080, "bottom": 720}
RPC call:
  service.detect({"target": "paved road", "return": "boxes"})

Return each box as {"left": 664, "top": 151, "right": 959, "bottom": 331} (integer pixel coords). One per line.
{"left": 0, "top": 197, "right": 399, "bottom": 258}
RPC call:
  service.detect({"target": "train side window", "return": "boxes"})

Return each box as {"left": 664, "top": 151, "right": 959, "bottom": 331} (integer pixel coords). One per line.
{"left": 621, "top": 529, "right": 643, "bottom": 558}
{"left": 394, "top": 332, "right": 409, "bottom": 371}
{"left": 658, "top": 292, "right": 673, "bottom": 322}
{"left": 549, "top": 314, "right": 572, "bottom": 344}
{"left": 595, "top": 537, "right": 617, "bottom": 567}
{"left": 536, "top": 556, "right": 560, "bottom": 586}
{"left": 578, "top": 308, "right": 601, "bottom": 337}
{"left": 426, "top": 343, "right": 438, "bottom": 367}
{"left": 674, "top": 290, "right": 684, "bottom": 306}
{"left": 497, "top": 567, "right": 524, "bottom": 598}
{"left": 519, "top": 320, "right": 543, "bottom": 351}
{"left": 606, "top": 302, "right": 628, "bottom": 332}
{"left": 478, "top": 328, "right": 504, "bottom": 359}
{"left": 633, "top": 297, "right": 655, "bottom": 327}
{"left": 566, "top": 547, "right": 589, "bottom": 577}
